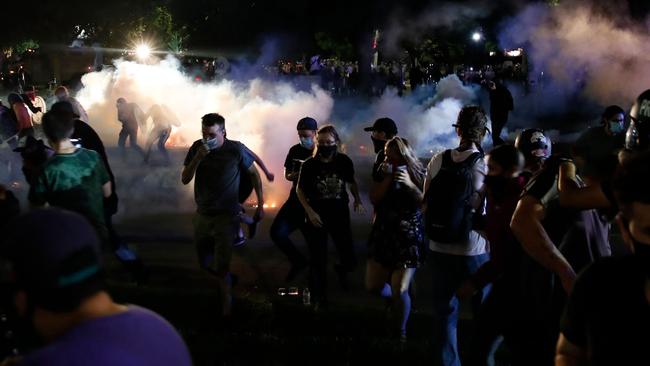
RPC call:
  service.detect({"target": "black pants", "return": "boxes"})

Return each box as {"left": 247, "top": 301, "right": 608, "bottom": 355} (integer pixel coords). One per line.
{"left": 270, "top": 197, "right": 308, "bottom": 266}
{"left": 118, "top": 125, "right": 144, "bottom": 158}
{"left": 303, "top": 202, "right": 356, "bottom": 302}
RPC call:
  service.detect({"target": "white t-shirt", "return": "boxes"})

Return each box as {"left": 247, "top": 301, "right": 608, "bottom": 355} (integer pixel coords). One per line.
{"left": 29, "top": 96, "right": 47, "bottom": 124}
{"left": 425, "top": 147, "right": 488, "bottom": 256}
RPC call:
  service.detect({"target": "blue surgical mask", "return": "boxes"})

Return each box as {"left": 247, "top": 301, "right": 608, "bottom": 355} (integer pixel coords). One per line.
{"left": 203, "top": 137, "right": 219, "bottom": 150}
{"left": 299, "top": 137, "right": 314, "bottom": 149}
{"left": 609, "top": 122, "right": 625, "bottom": 135}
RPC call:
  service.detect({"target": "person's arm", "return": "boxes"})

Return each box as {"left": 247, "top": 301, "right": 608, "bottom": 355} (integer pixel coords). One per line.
{"left": 248, "top": 164, "right": 264, "bottom": 220}
{"left": 181, "top": 145, "right": 208, "bottom": 185}
{"left": 558, "top": 161, "right": 611, "bottom": 209}
{"left": 510, "top": 195, "right": 576, "bottom": 293}
{"left": 555, "top": 334, "right": 588, "bottom": 366}
{"left": 369, "top": 174, "right": 392, "bottom": 206}
{"left": 13, "top": 104, "right": 31, "bottom": 129}
{"left": 394, "top": 169, "right": 424, "bottom": 202}
{"left": 245, "top": 146, "right": 274, "bottom": 182}
{"left": 296, "top": 162, "right": 323, "bottom": 227}
{"left": 348, "top": 179, "right": 365, "bottom": 213}
{"left": 102, "top": 181, "right": 112, "bottom": 198}
{"left": 285, "top": 167, "right": 299, "bottom": 182}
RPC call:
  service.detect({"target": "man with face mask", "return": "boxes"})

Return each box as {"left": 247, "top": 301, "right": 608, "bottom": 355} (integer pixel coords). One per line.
{"left": 364, "top": 117, "right": 398, "bottom": 184}
{"left": 270, "top": 117, "right": 318, "bottom": 282}
{"left": 572, "top": 105, "right": 626, "bottom": 183}
{"left": 556, "top": 151, "right": 650, "bottom": 366}
{"left": 182, "top": 113, "right": 263, "bottom": 317}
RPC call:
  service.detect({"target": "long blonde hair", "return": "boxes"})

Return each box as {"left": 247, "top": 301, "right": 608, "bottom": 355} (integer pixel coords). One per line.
{"left": 385, "top": 136, "right": 425, "bottom": 188}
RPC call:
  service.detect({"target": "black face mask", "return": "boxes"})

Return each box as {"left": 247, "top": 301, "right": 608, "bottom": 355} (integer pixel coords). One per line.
{"left": 371, "top": 136, "right": 387, "bottom": 154}
{"left": 317, "top": 145, "right": 337, "bottom": 158}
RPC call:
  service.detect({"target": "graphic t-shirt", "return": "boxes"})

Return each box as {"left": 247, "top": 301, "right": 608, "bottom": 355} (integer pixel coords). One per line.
{"left": 29, "top": 148, "right": 110, "bottom": 227}
{"left": 283, "top": 143, "right": 314, "bottom": 201}
{"left": 561, "top": 255, "right": 650, "bottom": 366}
{"left": 18, "top": 306, "right": 192, "bottom": 366}
{"left": 184, "top": 139, "right": 254, "bottom": 215}
{"left": 298, "top": 153, "right": 354, "bottom": 205}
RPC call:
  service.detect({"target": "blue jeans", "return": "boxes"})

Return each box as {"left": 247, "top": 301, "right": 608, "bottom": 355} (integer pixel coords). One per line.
{"left": 429, "top": 250, "right": 489, "bottom": 366}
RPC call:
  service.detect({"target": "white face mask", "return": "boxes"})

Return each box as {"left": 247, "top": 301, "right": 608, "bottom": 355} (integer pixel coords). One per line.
{"left": 203, "top": 137, "right": 220, "bottom": 150}
{"left": 299, "top": 136, "right": 314, "bottom": 149}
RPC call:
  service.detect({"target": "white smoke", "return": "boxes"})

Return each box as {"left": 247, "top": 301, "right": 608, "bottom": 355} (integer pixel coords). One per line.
{"left": 499, "top": 1, "right": 650, "bottom": 107}
{"left": 74, "top": 56, "right": 334, "bottom": 213}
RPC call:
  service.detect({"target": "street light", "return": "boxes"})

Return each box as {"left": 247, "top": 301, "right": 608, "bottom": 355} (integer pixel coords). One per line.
{"left": 135, "top": 44, "right": 151, "bottom": 61}
{"left": 472, "top": 32, "right": 482, "bottom": 42}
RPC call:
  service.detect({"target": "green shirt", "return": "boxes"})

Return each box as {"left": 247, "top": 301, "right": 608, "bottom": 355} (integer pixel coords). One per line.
{"left": 30, "top": 148, "right": 110, "bottom": 228}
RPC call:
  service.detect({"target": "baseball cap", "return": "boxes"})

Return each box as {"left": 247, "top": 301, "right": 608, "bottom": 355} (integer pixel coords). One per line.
{"left": 297, "top": 117, "right": 318, "bottom": 131}
{"left": 2, "top": 209, "right": 104, "bottom": 310}
{"left": 364, "top": 117, "right": 398, "bottom": 136}
{"left": 50, "top": 100, "right": 80, "bottom": 118}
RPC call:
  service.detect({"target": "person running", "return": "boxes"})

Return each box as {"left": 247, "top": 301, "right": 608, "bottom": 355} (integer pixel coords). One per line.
{"left": 296, "top": 125, "right": 365, "bottom": 308}
{"left": 143, "top": 104, "right": 180, "bottom": 164}
{"left": 366, "top": 136, "right": 425, "bottom": 341}
{"left": 115, "top": 97, "right": 145, "bottom": 160}
{"left": 270, "top": 117, "right": 318, "bottom": 281}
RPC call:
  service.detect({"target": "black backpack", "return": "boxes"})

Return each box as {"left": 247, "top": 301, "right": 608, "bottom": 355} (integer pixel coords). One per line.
{"left": 425, "top": 149, "right": 483, "bottom": 243}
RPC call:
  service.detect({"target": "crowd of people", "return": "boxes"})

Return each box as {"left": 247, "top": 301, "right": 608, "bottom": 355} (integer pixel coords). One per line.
{"left": 0, "top": 77, "right": 648, "bottom": 366}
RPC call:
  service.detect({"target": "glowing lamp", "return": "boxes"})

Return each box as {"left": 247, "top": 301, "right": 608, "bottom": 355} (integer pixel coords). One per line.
{"left": 135, "top": 44, "right": 151, "bottom": 60}
{"left": 472, "top": 32, "right": 482, "bottom": 42}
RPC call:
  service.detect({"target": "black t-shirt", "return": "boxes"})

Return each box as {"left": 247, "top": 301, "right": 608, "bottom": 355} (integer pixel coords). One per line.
{"left": 561, "top": 255, "right": 650, "bottom": 366}
{"left": 184, "top": 139, "right": 253, "bottom": 215}
{"left": 298, "top": 153, "right": 354, "bottom": 206}
{"left": 283, "top": 144, "right": 314, "bottom": 200}
{"left": 372, "top": 150, "right": 386, "bottom": 183}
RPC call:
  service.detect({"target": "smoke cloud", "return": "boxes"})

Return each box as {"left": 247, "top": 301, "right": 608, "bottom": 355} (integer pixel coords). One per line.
{"left": 499, "top": 1, "right": 650, "bottom": 108}
{"left": 382, "top": 1, "right": 495, "bottom": 56}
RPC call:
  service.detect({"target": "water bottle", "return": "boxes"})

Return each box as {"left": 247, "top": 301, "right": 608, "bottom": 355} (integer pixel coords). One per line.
{"left": 302, "top": 287, "right": 311, "bottom": 305}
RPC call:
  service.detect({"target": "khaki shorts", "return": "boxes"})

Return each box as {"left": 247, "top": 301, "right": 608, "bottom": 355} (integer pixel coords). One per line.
{"left": 193, "top": 213, "right": 236, "bottom": 276}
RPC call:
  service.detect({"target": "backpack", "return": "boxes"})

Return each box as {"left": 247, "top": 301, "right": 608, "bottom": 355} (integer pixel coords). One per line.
{"left": 425, "top": 149, "right": 483, "bottom": 243}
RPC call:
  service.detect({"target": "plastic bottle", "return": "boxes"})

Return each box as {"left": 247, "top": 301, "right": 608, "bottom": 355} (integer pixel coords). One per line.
{"left": 302, "top": 287, "right": 311, "bottom": 305}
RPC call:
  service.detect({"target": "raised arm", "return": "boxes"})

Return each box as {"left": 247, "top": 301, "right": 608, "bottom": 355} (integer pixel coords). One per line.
{"left": 510, "top": 195, "right": 576, "bottom": 293}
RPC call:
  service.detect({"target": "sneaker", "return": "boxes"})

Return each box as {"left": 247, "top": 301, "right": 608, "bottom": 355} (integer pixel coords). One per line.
{"left": 233, "top": 227, "right": 246, "bottom": 247}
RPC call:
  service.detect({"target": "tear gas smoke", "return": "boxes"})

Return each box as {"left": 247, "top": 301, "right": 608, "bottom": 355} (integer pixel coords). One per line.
{"left": 499, "top": 1, "right": 650, "bottom": 108}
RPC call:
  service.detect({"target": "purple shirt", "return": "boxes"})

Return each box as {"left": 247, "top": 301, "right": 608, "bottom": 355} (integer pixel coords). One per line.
{"left": 19, "top": 306, "right": 192, "bottom": 366}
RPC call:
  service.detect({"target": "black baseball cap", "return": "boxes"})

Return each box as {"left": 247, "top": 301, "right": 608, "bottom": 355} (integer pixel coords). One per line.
{"left": 50, "top": 101, "right": 80, "bottom": 118}
{"left": 297, "top": 117, "right": 318, "bottom": 131}
{"left": 364, "top": 117, "right": 398, "bottom": 136}
{"left": 2, "top": 209, "right": 104, "bottom": 310}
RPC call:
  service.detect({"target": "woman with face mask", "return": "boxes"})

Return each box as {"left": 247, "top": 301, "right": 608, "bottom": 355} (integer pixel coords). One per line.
{"left": 366, "top": 136, "right": 425, "bottom": 341}
{"left": 296, "top": 125, "right": 365, "bottom": 308}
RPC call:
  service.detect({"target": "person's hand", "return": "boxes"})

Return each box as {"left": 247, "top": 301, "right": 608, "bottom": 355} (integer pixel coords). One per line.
{"left": 559, "top": 268, "right": 577, "bottom": 294}
{"left": 306, "top": 208, "right": 323, "bottom": 227}
{"left": 195, "top": 144, "right": 209, "bottom": 160}
{"left": 456, "top": 280, "right": 477, "bottom": 300}
{"left": 394, "top": 169, "right": 415, "bottom": 189}
{"left": 266, "top": 172, "right": 275, "bottom": 182}
{"left": 353, "top": 200, "right": 366, "bottom": 214}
